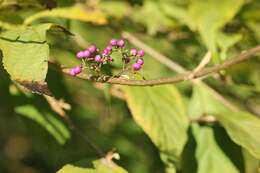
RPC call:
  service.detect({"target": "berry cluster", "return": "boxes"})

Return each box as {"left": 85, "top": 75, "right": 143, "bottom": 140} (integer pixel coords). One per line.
{"left": 69, "top": 38, "right": 145, "bottom": 78}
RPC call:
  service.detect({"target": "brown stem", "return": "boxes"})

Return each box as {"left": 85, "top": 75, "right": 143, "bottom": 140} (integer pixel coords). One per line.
{"left": 50, "top": 45, "right": 260, "bottom": 86}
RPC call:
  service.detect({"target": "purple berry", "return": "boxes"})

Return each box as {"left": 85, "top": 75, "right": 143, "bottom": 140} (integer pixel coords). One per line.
{"left": 107, "top": 56, "right": 113, "bottom": 61}
{"left": 69, "top": 68, "right": 76, "bottom": 76}
{"left": 74, "top": 66, "right": 82, "bottom": 74}
{"left": 105, "top": 46, "right": 112, "bottom": 52}
{"left": 95, "top": 55, "right": 102, "bottom": 62}
{"left": 102, "top": 49, "right": 110, "bottom": 56}
{"left": 76, "top": 51, "right": 85, "bottom": 59}
{"left": 110, "top": 39, "right": 117, "bottom": 46}
{"left": 88, "top": 45, "right": 97, "bottom": 53}
{"left": 132, "top": 63, "right": 142, "bottom": 71}
{"left": 130, "top": 49, "right": 137, "bottom": 56}
{"left": 124, "top": 58, "right": 130, "bottom": 64}
{"left": 83, "top": 50, "right": 91, "bottom": 58}
{"left": 117, "top": 39, "right": 125, "bottom": 47}
{"left": 137, "top": 58, "right": 144, "bottom": 65}
{"left": 137, "top": 50, "right": 145, "bottom": 57}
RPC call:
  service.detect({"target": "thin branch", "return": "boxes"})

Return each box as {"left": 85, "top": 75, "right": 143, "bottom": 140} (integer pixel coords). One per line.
{"left": 189, "top": 115, "right": 217, "bottom": 123}
{"left": 122, "top": 31, "right": 187, "bottom": 73}
{"left": 51, "top": 45, "right": 260, "bottom": 86}
{"left": 122, "top": 32, "right": 260, "bottom": 113}
{"left": 187, "top": 51, "right": 211, "bottom": 80}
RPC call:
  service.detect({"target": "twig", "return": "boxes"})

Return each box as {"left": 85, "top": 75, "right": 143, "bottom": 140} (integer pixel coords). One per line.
{"left": 50, "top": 45, "right": 260, "bottom": 86}
{"left": 189, "top": 115, "right": 217, "bottom": 123}
{"left": 187, "top": 51, "right": 211, "bottom": 80}
{"left": 122, "top": 32, "right": 260, "bottom": 114}
{"left": 122, "top": 32, "right": 187, "bottom": 73}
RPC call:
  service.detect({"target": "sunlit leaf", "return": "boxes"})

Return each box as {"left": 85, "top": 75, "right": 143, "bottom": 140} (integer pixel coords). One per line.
{"left": 0, "top": 23, "right": 70, "bottom": 95}
{"left": 24, "top": 4, "right": 107, "bottom": 25}
{"left": 57, "top": 158, "right": 128, "bottom": 173}
{"left": 187, "top": 0, "right": 244, "bottom": 59}
{"left": 124, "top": 85, "right": 188, "bottom": 169}
{"left": 132, "top": 0, "right": 175, "bottom": 35}
{"left": 100, "top": 1, "right": 130, "bottom": 18}
{"left": 192, "top": 125, "right": 240, "bottom": 173}
{"left": 189, "top": 82, "right": 241, "bottom": 173}
{"left": 216, "top": 111, "right": 260, "bottom": 159}
{"left": 189, "top": 83, "right": 260, "bottom": 160}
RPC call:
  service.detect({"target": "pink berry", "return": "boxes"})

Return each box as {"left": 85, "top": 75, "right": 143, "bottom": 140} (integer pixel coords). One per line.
{"left": 105, "top": 46, "right": 112, "bottom": 52}
{"left": 107, "top": 57, "right": 113, "bottom": 61}
{"left": 88, "top": 45, "right": 97, "bottom": 53}
{"left": 137, "top": 50, "right": 145, "bottom": 57}
{"left": 132, "top": 63, "right": 142, "bottom": 71}
{"left": 117, "top": 39, "right": 125, "bottom": 47}
{"left": 76, "top": 51, "right": 85, "bottom": 59}
{"left": 137, "top": 58, "right": 144, "bottom": 65}
{"left": 74, "top": 66, "right": 82, "bottom": 74}
{"left": 83, "top": 50, "right": 91, "bottom": 58}
{"left": 102, "top": 49, "right": 110, "bottom": 56}
{"left": 130, "top": 49, "right": 137, "bottom": 56}
{"left": 69, "top": 68, "right": 76, "bottom": 76}
{"left": 95, "top": 55, "right": 102, "bottom": 62}
{"left": 110, "top": 39, "right": 117, "bottom": 46}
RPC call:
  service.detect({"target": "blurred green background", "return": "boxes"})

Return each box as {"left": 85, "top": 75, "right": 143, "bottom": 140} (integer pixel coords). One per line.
{"left": 0, "top": 0, "right": 260, "bottom": 173}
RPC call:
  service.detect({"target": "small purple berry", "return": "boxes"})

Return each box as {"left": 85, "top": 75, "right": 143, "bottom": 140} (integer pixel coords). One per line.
{"left": 74, "top": 66, "right": 82, "bottom": 74}
{"left": 117, "top": 39, "right": 125, "bottom": 47}
{"left": 83, "top": 50, "right": 91, "bottom": 58}
{"left": 69, "top": 68, "right": 76, "bottom": 76}
{"left": 95, "top": 55, "right": 102, "bottom": 62}
{"left": 88, "top": 45, "right": 97, "bottom": 53}
{"left": 110, "top": 39, "right": 117, "bottom": 46}
{"left": 76, "top": 51, "right": 85, "bottom": 59}
{"left": 102, "top": 49, "right": 110, "bottom": 56}
{"left": 132, "top": 63, "right": 142, "bottom": 71}
{"left": 137, "top": 50, "right": 145, "bottom": 57}
{"left": 124, "top": 58, "right": 130, "bottom": 64}
{"left": 130, "top": 49, "right": 137, "bottom": 56}
{"left": 137, "top": 58, "right": 144, "bottom": 65}
{"left": 105, "top": 46, "right": 112, "bottom": 52}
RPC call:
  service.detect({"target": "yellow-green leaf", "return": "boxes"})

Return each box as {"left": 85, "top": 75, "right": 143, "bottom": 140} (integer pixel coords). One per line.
{"left": 192, "top": 125, "right": 240, "bottom": 173}
{"left": 216, "top": 111, "right": 260, "bottom": 159}
{"left": 24, "top": 4, "right": 107, "bottom": 25}
{"left": 0, "top": 23, "right": 70, "bottom": 95}
{"left": 57, "top": 158, "right": 128, "bottom": 173}
{"left": 123, "top": 85, "right": 188, "bottom": 167}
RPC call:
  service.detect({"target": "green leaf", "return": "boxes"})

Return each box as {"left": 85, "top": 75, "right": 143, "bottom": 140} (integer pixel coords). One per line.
{"left": 57, "top": 165, "right": 94, "bottom": 173}
{"left": 132, "top": 0, "right": 175, "bottom": 35}
{"left": 192, "top": 125, "right": 240, "bottom": 173}
{"left": 0, "top": 0, "right": 43, "bottom": 9}
{"left": 24, "top": 4, "right": 107, "bottom": 25}
{"left": 100, "top": 1, "right": 130, "bottom": 18}
{"left": 15, "top": 105, "right": 71, "bottom": 144}
{"left": 187, "top": 0, "right": 244, "bottom": 61}
{"left": 188, "top": 83, "right": 230, "bottom": 118}
{"left": 189, "top": 83, "right": 240, "bottom": 173}
{"left": 0, "top": 23, "right": 69, "bottom": 95}
{"left": 189, "top": 83, "right": 260, "bottom": 160}
{"left": 57, "top": 159, "right": 128, "bottom": 173}
{"left": 215, "top": 111, "right": 260, "bottom": 159}
{"left": 123, "top": 85, "right": 188, "bottom": 168}
{"left": 217, "top": 32, "right": 242, "bottom": 60}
